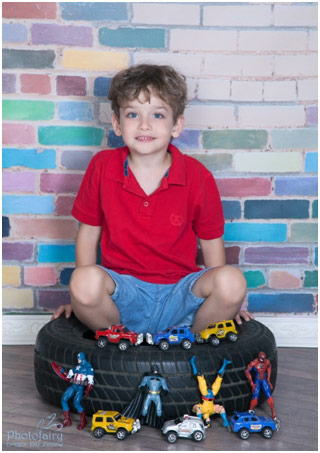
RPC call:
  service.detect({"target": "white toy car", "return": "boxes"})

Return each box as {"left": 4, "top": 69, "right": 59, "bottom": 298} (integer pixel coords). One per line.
{"left": 161, "top": 414, "right": 206, "bottom": 443}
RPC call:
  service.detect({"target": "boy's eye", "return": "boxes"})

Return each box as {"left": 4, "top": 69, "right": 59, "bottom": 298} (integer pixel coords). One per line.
{"left": 127, "top": 112, "right": 138, "bottom": 118}
{"left": 153, "top": 113, "right": 164, "bottom": 119}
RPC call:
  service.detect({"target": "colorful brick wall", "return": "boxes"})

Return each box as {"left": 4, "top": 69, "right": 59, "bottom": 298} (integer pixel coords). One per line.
{"left": 3, "top": 2, "right": 318, "bottom": 318}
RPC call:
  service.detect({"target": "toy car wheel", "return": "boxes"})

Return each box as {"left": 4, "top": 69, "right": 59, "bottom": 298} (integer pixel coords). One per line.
{"left": 181, "top": 339, "right": 192, "bottom": 350}
{"left": 209, "top": 335, "right": 220, "bottom": 346}
{"left": 159, "top": 340, "right": 170, "bottom": 351}
{"left": 166, "top": 431, "right": 178, "bottom": 444}
{"left": 93, "top": 427, "right": 105, "bottom": 438}
{"left": 195, "top": 333, "right": 204, "bottom": 344}
{"left": 118, "top": 340, "right": 129, "bottom": 351}
{"left": 97, "top": 337, "right": 107, "bottom": 349}
{"left": 262, "top": 427, "right": 273, "bottom": 439}
{"left": 227, "top": 332, "right": 238, "bottom": 343}
{"left": 239, "top": 428, "right": 250, "bottom": 440}
{"left": 192, "top": 430, "right": 204, "bottom": 442}
{"left": 116, "top": 428, "right": 128, "bottom": 440}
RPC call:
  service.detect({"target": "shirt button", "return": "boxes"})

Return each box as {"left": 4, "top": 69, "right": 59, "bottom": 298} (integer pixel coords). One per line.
{"left": 143, "top": 201, "right": 149, "bottom": 207}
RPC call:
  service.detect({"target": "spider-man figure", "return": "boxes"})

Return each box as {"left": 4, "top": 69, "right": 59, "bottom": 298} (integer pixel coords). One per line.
{"left": 245, "top": 351, "right": 277, "bottom": 420}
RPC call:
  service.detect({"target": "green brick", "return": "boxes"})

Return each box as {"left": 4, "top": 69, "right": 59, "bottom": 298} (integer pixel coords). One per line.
{"left": 244, "top": 270, "right": 266, "bottom": 288}
{"left": 304, "top": 270, "right": 318, "bottom": 288}
{"left": 38, "top": 126, "right": 104, "bottom": 146}
{"left": 203, "top": 130, "right": 268, "bottom": 150}
{"left": 272, "top": 128, "right": 318, "bottom": 149}
{"left": 312, "top": 200, "right": 318, "bottom": 219}
{"left": 3, "top": 49, "right": 55, "bottom": 69}
{"left": 290, "top": 223, "right": 318, "bottom": 243}
{"left": 190, "top": 153, "right": 232, "bottom": 172}
{"left": 3, "top": 100, "right": 54, "bottom": 121}
{"left": 99, "top": 27, "right": 165, "bottom": 48}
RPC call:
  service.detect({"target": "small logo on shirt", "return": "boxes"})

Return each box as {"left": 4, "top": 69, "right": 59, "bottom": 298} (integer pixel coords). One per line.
{"left": 170, "top": 213, "right": 183, "bottom": 226}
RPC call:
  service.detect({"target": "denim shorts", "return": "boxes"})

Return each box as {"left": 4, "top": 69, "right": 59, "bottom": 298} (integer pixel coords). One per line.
{"left": 98, "top": 267, "right": 211, "bottom": 334}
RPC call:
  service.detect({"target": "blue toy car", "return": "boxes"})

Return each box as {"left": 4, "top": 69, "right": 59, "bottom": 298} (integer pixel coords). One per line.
{"left": 230, "top": 411, "right": 279, "bottom": 440}
{"left": 146, "top": 326, "right": 195, "bottom": 351}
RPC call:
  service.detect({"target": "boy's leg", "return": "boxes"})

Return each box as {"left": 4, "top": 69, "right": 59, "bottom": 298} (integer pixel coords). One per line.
{"left": 191, "top": 265, "right": 247, "bottom": 332}
{"left": 69, "top": 265, "right": 120, "bottom": 331}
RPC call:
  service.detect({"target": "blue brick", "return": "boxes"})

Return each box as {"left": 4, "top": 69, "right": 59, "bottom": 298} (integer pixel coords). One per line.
{"left": 305, "top": 152, "right": 318, "bottom": 172}
{"left": 61, "top": 150, "right": 93, "bottom": 170}
{"left": 60, "top": 2, "right": 127, "bottom": 21}
{"left": 2, "top": 217, "right": 10, "bottom": 237}
{"left": 173, "top": 130, "right": 200, "bottom": 149}
{"left": 94, "top": 77, "right": 112, "bottom": 97}
{"left": 108, "top": 130, "right": 125, "bottom": 148}
{"left": 224, "top": 223, "right": 287, "bottom": 242}
{"left": 3, "top": 23, "right": 28, "bottom": 43}
{"left": 312, "top": 200, "right": 318, "bottom": 219}
{"left": 248, "top": 293, "right": 314, "bottom": 313}
{"left": 245, "top": 200, "right": 309, "bottom": 219}
{"left": 3, "top": 148, "right": 56, "bottom": 169}
{"left": 38, "top": 244, "right": 75, "bottom": 263}
{"left": 275, "top": 177, "right": 317, "bottom": 196}
{"left": 60, "top": 267, "right": 75, "bottom": 285}
{"left": 99, "top": 27, "right": 165, "bottom": 48}
{"left": 3, "top": 195, "right": 54, "bottom": 214}
{"left": 222, "top": 201, "right": 241, "bottom": 220}
{"left": 58, "top": 102, "right": 94, "bottom": 121}
{"left": 272, "top": 128, "right": 318, "bottom": 149}
{"left": 315, "top": 247, "right": 318, "bottom": 267}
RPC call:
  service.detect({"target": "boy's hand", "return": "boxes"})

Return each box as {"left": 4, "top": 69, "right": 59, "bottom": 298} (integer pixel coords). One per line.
{"left": 235, "top": 310, "right": 254, "bottom": 325}
{"left": 51, "top": 304, "right": 73, "bottom": 320}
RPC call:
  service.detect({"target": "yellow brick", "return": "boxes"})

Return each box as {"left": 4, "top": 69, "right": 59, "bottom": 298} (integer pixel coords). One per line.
{"left": 3, "top": 266, "right": 21, "bottom": 287}
{"left": 3, "top": 288, "right": 34, "bottom": 309}
{"left": 62, "top": 49, "right": 129, "bottom": 71}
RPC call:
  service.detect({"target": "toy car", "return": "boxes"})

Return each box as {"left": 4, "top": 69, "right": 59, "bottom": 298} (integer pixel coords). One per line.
{"left": 230, "top": 411, "right": 280, "bottom": 440}
{"left": 91, "top": 410, "right": 141, "bottom": 440}
{"left": 161, "top": 414, "right": 206, "bottom": 443}
{"left": 146, "top": 326, "right": 195, "bottom": 351}
{"left": 195, "top": 320, "right": 238, "bottom": 346}
{"left": 95, "top": 324, "right": 143, "bottom": 351}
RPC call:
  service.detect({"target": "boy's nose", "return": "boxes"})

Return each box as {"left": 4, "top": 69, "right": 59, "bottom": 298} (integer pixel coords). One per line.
{"left": 138, "top": 117, "right": 151, "bottom": 130}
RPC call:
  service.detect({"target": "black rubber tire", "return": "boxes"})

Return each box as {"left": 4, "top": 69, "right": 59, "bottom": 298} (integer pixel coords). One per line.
{"left": 34, "top": 316, "right": 277, "bottom": 419}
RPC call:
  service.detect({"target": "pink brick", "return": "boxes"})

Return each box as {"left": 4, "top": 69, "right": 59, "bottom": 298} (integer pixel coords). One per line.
{"left": 3, "top": 172, "right": 37, "bottom": 193}
{"left": 3, "top": 2, "right": 56, "bottom": 19}
{"left": 216, "top": 178, "right": 272, "bottom": 197}
{"left": 269, "top": 270, "right": 302, "bottom": 289}
{"left": 56, "top": 76, "right": 86, "bottom": 96}
{"left": 40, "top": 173, "right": 83, "bottom": 194}
{"left": 55, "top": 196, "right": 76, "bottom": 216}
{"left": 24, "top": 266, "right": 58, "bottom": 286}
{"left": 12, "top": 218, "right": 77, "bottom": 239}
{"left": 21, "top": 74, "right": 51, "bottom": 95}
{"left": 3, "top": 123, "right": 35, "bottom": 145}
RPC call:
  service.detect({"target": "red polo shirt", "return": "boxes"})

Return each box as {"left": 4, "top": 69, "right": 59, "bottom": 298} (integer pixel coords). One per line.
{"left": 72, "top": 144, "right": 224, "bottom": 283}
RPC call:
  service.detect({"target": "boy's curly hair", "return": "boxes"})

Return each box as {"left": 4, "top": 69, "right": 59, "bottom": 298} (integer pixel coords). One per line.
{"left": 108, "top": 63, "right": 187, "bottom": 122}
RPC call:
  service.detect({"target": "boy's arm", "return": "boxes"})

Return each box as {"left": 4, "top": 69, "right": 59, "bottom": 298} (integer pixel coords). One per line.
{"left": 75, "top": 223, "right": 102, "bottom": 266}
{"left": 199, "top": 237, "right": 226, "bottom": 268}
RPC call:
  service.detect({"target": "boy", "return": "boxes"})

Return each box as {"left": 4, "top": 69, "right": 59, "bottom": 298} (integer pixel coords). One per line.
{"left": 53, "top": 63, "right": 251, "bottom": 334}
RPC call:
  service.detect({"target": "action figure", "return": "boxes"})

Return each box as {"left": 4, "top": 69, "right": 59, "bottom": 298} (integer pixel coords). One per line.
{"left": 190, "top": 356, "right": 231, "bottom": 431}
{"left": 51, "top": 352, "right": 94, "bottom": 430}
{"left": 245, "top": 351, "right": 277, "bottom": 421}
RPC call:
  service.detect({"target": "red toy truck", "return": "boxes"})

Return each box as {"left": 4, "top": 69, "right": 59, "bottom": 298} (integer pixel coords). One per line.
{"left": 95, "top": 324, "right": 143, "bottom": 351}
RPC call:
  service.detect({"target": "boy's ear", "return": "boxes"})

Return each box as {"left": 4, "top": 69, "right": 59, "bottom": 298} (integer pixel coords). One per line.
{"left": 111, "top": 113, "right": 122, "bottom": 136}
{"left": 172, "top": 115, "right": 184, "bottom": 138}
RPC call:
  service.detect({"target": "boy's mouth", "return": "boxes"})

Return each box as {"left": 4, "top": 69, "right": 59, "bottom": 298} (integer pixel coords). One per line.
{"left": 135, "top": 136, "right": 155, "bottom": 142}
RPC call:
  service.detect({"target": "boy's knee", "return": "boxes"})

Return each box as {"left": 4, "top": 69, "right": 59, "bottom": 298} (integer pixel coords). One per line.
{"left": 205, "top": 265, "right": 246, "bottom": 305}
{"left": 70, "top": 265, "right": 115, "bottom": 306}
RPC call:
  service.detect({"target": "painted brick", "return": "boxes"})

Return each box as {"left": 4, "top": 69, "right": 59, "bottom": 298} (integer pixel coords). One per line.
{"left": 184, "top": 105, "right": 236, "bottom": 128}
{"left": 239, "top": 31, "right": 307, "bottom": 52}
{"left": 244, "top": 200, "right": 309, "bottom": 219}
{"left": 24, "top": 266, "right": 58, "bottom": 286}
{"left": 12, "top": 218, "right": 77, "bottom": 239}
{"left": 244, "top": 247, "right": 309, "bottom": 265}
{"left": 57, "top": 76, "right": 87, "bottom": 96}
{"left": 304, "top": 271, "right": 318, "bottom": 288}
{"left": 38, "top": 244, "right": 75, "bottom": 263}
{"left": 234, "top": 152, "right": 302, "bottom": 173}
{"left": 132, "top": 3, "right": 200, "bottom": 25}
{"left": 248, "top": 293, "right": 314, "bottom": 313}
{"left": 3, "top": 242, "right": 34, "bottom": 262}
{"left": 107, "top": 130, "right": 125, "bottom": 148}
{"left": 290, "top": 223, "right": 318, "bottom": 243}
{"left": 3, "top": 148, "right": 56, "bottom": 169}
{"left": 263, "top": 81, "right": 297, "bottom": 102}
{"left": 306, "top": 106, "right": 318, "bottom": 127}
{"left": 3, "top": 288, "right": 34, "bottom": 309}
{"left": 94, "top": 77, "right": 112, "bottom": 97}
{"left": 21, "top": 74, "right": 51, "bottom": 95}
{"left": 3, "top": 123, "right": 35, "bottom": 145}
{"left": 99, "top": 27, "right": 165, "bottom": 48}
{"left": 231, "top": 81, "right": 263, "bottom": 102}
{"left": 60, "top": 268, "right": 75, "bottom": 286}
{"left": 3, "top": 217, "right": 10, "bottom": 237}
{"left": 204, "top": 55, "right": 273, "bottom": 77}
{"left": 275, "top": 177, "right": 317, "bottom": 196}
{"left": 172, "top": 130, "right": 200, "bottom": 150}
{"left": 203, "top": 5, "right": 272, "bottom": 26}
{"left": 31, "top": 23, "right": 93, "bottom": 46}
{"left": 99, "top": 102, "right": 112, "bottom": 124}
{"left": 244, "top": 270, "right": 266, "bottom": 289}
{"left": 225, "top": 246, "right": 240, "bottom": 265}
{"left": 312, "top": 200, "right": 318, "bottom": 219}
{"left": 203, "top": 130, "right": 268, "bottom": 150}
{"left": 224, "top": 223, "right": 287, "bottom": 243}
{"left": 3, "top": 195, "right": 55, "bottom": 215}
{"left": 275, "top": 55, "right": 317, "bottom": 77}
{"left": 55, "top": 196, "right": 76, "bottom": 216}
{"left": 269, "top": 270, "right": 302, "bottom": 290}
{"left": 3, "top": 23, "right": 28, "bottom": 43}
{"left": 3, "top": 266, "right": 21, "bottom": 287}
{"left": 315, "top": 248, "right": 318, "bottom": 267}
{"left": 274, "top": 4, "right": 317, "bottom": 27}
{"left": 3, "top": 172, "right": 36, "bottom": 193}
{"left": 57, "top": 102, "right": 94, "bottom": 122}
{"left": 3, "top": 2, "right": 56, "bottom": 19}
{"left": 298, "top": 79, "right": 318, "bottom": 101}
{"left": 238, "top": 105, "right": 305, "bottom": 128}
{"left": 3, "top": 49, "right": 55, "bottom": 69}
{"left": 40, "top": 173, "right": 83, "bottom": 194}
{"left": 222, "top": 201, "right": 241, "bottom": 220}
{"left": 60, "top": 2, "right": 127, "bottom": 21}
{"left": 198, "top": 79, "right": 230, "bottom": 101}
{"left": 3, "top": 74, "right": 16, "bottom": 94}
{"left": 305, "top": 152, "right": 318, "bottom": 173}
{"left": 272, "top": 128, "right": 318, "bottom": 149}
{"left": 190, "top": 154, "right": 232, "bottom": 173}
{"left": 62, "top": 49, "right": 129, "bottom": 71}
{"left": 38, "top": 126, "right": 104, "bottom": 146}
{"left": 38, "top": 289, "right": 70, "bottom": 310}
{"left": 216, "top": 178, "right": 271, "bottom": 197}
{"left": 61, "top": 151, "right": 93, "bottom": 170}
{"left": 134, "top": 52, "right": 202, "bottom": 77}
{"left": 170, "top": 30, "right": 237, "bottom": 51}
{"left": 3, "top": 100, "right": 54, "bottom": 121}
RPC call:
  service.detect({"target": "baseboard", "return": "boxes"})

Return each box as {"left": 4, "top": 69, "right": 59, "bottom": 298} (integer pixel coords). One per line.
{"left": 2, "top": 314, "right": 318, "bottom": 348}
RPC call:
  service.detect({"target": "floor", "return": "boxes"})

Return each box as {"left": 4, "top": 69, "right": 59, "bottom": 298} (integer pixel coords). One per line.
{"left": 2, "top": 346, "right": 318, "bottom": 451}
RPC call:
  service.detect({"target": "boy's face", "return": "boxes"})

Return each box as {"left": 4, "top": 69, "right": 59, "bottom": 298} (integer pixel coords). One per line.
{"left": 112, "top": 89, "right": 184, "bottom": 158}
